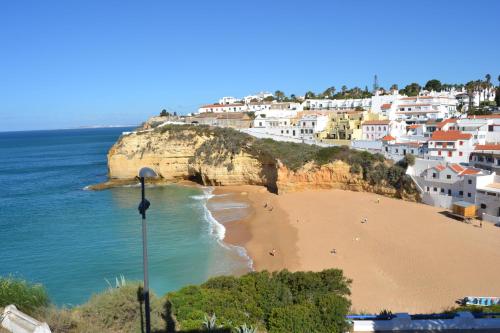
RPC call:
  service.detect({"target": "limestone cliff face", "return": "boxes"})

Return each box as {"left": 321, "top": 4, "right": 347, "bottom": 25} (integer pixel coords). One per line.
{"left": 106, "top": 126, "right": 416, "bottom": 200}
{"left": 276, "top": 160, "right": 401, "bottom": 198}
{"left": 108, "top": 129, "right": 277, "bottom": 189}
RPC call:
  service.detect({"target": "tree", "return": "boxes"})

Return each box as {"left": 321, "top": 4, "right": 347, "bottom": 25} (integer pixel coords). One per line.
{"left": 390, "top": 83, "right": 398, "bottom": 91}
{"left": 341, "top": 85, "right": 347, "bottom": 95}
{"left": 495, "top": 87, "right": 500, "bottom": 107}
{"left": 305, "top": 91, "right": 316, "bottom": 99}
{"left": 160, "top": 109, "right": 170, "bottom": 117}
{"left": 290, "top": 94, "right": 298, "bottom": 102}
{"left": 322, "top": 86, "right": 336, "bottom": 99}
{"left": 400, "top": 83, "right": 421, "bottom": 96}
{"left": 485, "top": 74, "right": 491, "bottom": 85}
{"left": 274, "top": 90, "right": 285, "bottom": 102}
{"left": 263, "top": 96, "right": 275, "bottom": 102}
{"left": 424, "top": 79, "right": 442, "bottom": 92}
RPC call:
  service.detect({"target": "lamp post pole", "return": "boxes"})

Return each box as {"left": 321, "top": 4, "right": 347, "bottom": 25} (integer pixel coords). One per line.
{"left": 137, "top": 167, "right": 157, "bottom": 333}
{"left": 139, "top": 176, "right": 151, "bottom": 333}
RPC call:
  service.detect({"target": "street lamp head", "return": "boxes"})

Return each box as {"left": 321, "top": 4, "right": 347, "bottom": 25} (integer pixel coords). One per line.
{"left": 138, "top": 167, "right": 158, "bottom": 179}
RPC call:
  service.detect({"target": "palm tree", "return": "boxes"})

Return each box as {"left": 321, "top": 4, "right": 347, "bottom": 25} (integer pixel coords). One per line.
{"left": 305, "top": 91, "right": 316, "bottom": 99}
{"left": 274, "top": 90, "right": 285, "bottom": 102}
{"left": 341, "top": 85, "right": 347, "bottom": 95}
{"left": 322, "top": 86, "right": 336, "bottom": 99}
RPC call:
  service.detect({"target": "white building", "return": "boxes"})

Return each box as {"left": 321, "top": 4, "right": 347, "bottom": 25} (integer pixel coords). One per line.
{"left": 361, "top": 119, "right": 406, "bottom": 140}
{"left": 470, "top": 144, "right": 500, "bottom": 174}
{"left": 218, "top": 96, "right": 238, "bottom": 105}
{"left": 303, "top": 98, "right": 371, "bottom": 111}
{"left": 243, "top": 92, "right": 273, "bottom": 104}
{"left": 392, "top": 95, "right": 458, "bottom": 123}
{"left": 296, "top": 114, "right": 329, "bottom": 140}
{"left": 198, "top": 103, "right": 247, "bottom": 113}
{"left": 425, "top": 130, "right": 474, "bottom": 163}
{"left": 408, "top": 160, "right": 486, "bottom": 209}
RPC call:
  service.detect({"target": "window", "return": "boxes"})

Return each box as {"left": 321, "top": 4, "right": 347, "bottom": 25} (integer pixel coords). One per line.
{"left": 438, "top": 150, "right": 442, "bottom": 156}
{"left": 459, "top": 191, "right": 464, "bottom": 196}
{"left": 432, "top": 172, "right": 437, "bottom": 178}
{"left": 459, "top": 152, "right": 463, "bottom": 157}
{"left": 488, "top": 192, "right": 496, "bottom": 197}
{"left": 441, "top": 188, "right": 445, "bottom": 193}
{"left": 459, "top": 141, "right": 463, "bottom": 146}
{"left": 433, "top": 187, "right": 437, "bottom": 192}
{"left": 467, "top": 192, "right": 471, "bottom": 198}
{"left": 300, "top": 129, "right": 304, "bottom": 134}
{"left": 447, "top": 175, "right": 451, "bottom": 179}
{"left": 468, "top": 179, "right": 472, "bottom": 184}
{"left": 448, "top": 151, "right": 452, "bottom": 157}
{"left": 448, "top": 189, "right": 451, "bottom": 196}
{"left": 259, "top": 122, "right": 262, "bottom": 127}
{"left": 312, "top": 122, "right": 315, "bottom": 127}
{"left": 426, "top": 186, "right": 430, "bottom": 192}
{"left": 480, "top": 203, "right": 487, "bottom": 209}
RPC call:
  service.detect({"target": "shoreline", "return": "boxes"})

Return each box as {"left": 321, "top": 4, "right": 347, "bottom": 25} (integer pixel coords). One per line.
{"left": 207, "top": 185, "right": 500, "bottom": 314}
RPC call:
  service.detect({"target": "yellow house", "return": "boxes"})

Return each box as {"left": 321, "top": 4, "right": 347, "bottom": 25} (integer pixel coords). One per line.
{"left": 317, "top": 111, "right": 387, "bottom": 144}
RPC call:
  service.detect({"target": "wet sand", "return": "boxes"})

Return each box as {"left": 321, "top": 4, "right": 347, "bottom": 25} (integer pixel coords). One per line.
{"left": 209, "top": 185, "right": 500, "bottom": 313}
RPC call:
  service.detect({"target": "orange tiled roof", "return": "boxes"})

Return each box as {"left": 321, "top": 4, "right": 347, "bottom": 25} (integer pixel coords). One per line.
{"left": 408, "top": 124, "right": 421, "bottom": 129}
{"left": 381, "top": 135, "right": 395, "bottom": 141}
{"left": 467, "top": 114, "right": 500, "bottom": 119}
{"left": 449, "top": 163, "right": 465, "bottom": 173}
{"left": 381, "top": 103, "right": 392, "bottom": 109}
{"left": 434, "top": 165, "right": 446, "bottom": 171}
{"left": 461, "top": 168, "right": 480, "bottom": 175}
{"left": 475, "top": 144, "right": 500, "bottom": 151}
{"left": 436, "top": 118, "right": 457, "bottom": 128}
{"left": 430, "top": 130, "right": 472, "bottom": 141}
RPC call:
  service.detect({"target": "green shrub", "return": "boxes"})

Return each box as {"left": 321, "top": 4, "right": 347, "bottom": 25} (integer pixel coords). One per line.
{"left": 0, "top": 276, "right": 49, "bottom": 315}
{"left": 167, "top": 269, "right": 351, "bottom": 332}
{"left": 77, "top": 283, "right": 164, "bottom": 333}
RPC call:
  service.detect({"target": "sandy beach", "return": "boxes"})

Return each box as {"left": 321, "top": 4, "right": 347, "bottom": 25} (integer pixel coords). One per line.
{"left": 209, "top": 185, "right": 500, "bottom": 313}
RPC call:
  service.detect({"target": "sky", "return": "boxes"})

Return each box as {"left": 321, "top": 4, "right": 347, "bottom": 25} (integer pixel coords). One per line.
{"left": 1, "top": 0, "right": 500, "bottom": 131}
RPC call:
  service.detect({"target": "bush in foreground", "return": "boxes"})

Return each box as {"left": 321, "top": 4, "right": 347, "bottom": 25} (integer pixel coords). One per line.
{"left": 0, "top": 276, "right": 49, "bottom": 315}
{"left": 167, "top": 269, "right": 352, "bottom": 333}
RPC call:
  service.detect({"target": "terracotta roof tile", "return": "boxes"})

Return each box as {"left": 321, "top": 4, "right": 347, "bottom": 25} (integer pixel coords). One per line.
{"left": 460, "top": 168, "right": 480, "bottom": 175}
{"left": 430, "top": 130, "right": 472, "bottom": 141}
{"left": 449, "top": 163, "right": 465, "bottom": 173}
{"left": 381, "top": 103, "right": 392, "bottom": 109}
{"left": 475, "top": 144, "right": 500, "bottom": 151}
{"left": 381, "top": 135, "right": 396, "bottom": 141}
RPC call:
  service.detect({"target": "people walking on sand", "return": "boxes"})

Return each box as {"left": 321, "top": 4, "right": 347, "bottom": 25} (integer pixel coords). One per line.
{"left": 330, "top": 248, "right": 337, "bottom": 255}
{"left": 361, "top": 217, "right": 368, "bottom": 224}
{"left": 269, "top": 248, "right": 277, "bottom": 256}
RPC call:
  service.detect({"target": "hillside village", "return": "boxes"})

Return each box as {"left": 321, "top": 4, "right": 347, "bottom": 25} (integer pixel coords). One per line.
{"left": 149, "top": 78, "right": 500, "bottom": 224}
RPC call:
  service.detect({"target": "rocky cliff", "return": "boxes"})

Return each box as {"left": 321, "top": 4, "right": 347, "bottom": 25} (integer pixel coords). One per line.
{"left": 104, "top": 124, "right": 416, "bottom": 199}
{"left": 107, "top": 126, "right": 277, "bottom": 190}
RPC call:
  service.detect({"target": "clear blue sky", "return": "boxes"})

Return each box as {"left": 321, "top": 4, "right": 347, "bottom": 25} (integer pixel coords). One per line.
{"left": 1, "top": 0, "right": 499, "bottom": 131}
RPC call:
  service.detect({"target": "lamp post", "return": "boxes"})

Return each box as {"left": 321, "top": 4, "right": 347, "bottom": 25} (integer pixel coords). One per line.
{"left": 138, "top": 167, "right": 158, "bottom": 333}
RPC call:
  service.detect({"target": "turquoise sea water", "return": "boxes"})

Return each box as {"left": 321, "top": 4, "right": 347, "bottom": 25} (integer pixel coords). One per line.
{"left": 0, "top": 128, "right": 249, "bottom": 306}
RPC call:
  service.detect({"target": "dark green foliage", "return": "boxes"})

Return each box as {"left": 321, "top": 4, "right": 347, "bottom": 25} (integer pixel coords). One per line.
{"left": 445, "top": 304, "right": 500, "bottom": 318}
{"left": 399, "top": 83, "right": 421, "bottom": 96}
{"left": 0, "top": 276, "right": 49, "bottom": 315}
{"left": 166, "top": 269, "right": 352, "bottom": 333}
{"left": 424, "top": 79, "right": 442, "bottom": 92}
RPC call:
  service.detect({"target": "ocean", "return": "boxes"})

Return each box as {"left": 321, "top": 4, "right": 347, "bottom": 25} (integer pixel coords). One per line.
{"left": 0, "top": 127, "right": 250, "bottom": 306}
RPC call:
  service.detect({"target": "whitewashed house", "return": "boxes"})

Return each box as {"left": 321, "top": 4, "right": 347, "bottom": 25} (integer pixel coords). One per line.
{"left": 392, "top": 95, "right": 457, "bottom": 123}
{"left": 425, "top": 130, "right": 474, "bottom": 163}
{"left": 198, "top": 103, "right": 247, "bottom": 113}
{"left": 470, "top": 144, "right": 500, "bottom": 173}
{"left": 361, "top": 120, "right": 406, "bottom": 140}
{"left": 218, "top": 96, "right": 238, "bottom": 105}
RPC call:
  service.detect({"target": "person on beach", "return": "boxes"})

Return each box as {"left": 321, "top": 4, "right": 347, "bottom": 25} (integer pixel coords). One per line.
{"left": 480, "top": 220, "right": 483, "bottom": 228}
{"left": 269, "top": 248, "right": 277, "bottom": 256}
{"left": 361, "top": 217, "right": 368, "bottom": 224}
{"left": 330, "top": 248, "right": 337, "bottom": 255}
